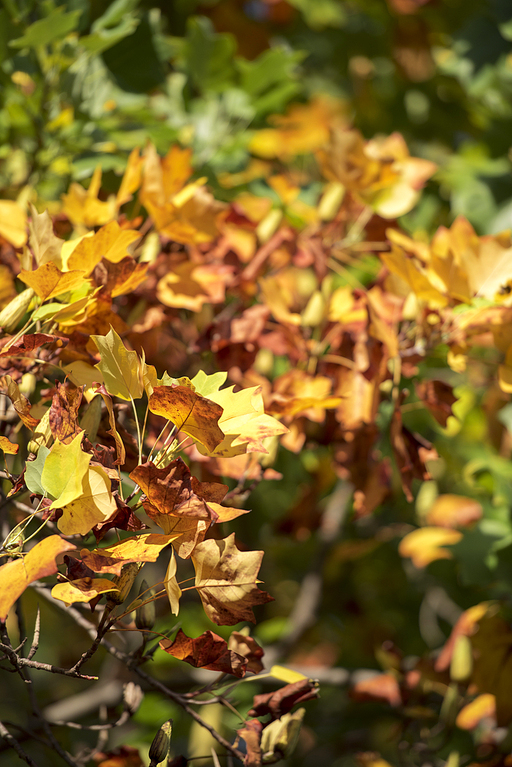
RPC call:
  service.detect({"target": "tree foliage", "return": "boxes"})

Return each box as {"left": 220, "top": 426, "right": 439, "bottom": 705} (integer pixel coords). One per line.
{"left": 2, "top": 2, "right": 512, "bottom": 767}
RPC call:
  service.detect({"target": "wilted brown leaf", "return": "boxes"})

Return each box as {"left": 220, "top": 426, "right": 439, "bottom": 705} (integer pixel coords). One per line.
{"left": 159, "top": 628, "right": 248, "bottom": 677}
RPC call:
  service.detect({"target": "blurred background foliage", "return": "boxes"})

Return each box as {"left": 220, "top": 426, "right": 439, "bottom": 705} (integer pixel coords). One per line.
{"left": 2, "top": 1, "right": 512, "bottom": 767}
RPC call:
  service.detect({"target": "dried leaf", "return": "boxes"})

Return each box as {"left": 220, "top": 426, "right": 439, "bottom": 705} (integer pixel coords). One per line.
{"left": 192, "top": 534, "right": 273, "bottom": 626}
{"left": 159, "top": 628, "right": 247, "bottom": 677}
{"left": 51, "top": 577, "right": 119, "bottom": 606}
{"left": 148, "top": 386, "right": 224, "bottom": 453}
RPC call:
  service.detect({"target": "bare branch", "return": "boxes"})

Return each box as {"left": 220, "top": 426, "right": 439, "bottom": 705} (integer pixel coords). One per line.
{"left": 0, "top": 720, "right": 39, "bottom": 767}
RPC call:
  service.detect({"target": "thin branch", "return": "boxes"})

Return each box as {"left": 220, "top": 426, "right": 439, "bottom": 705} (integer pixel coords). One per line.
{"left": 0, "top": 720, "right": 39, "bottom": 767}
{"left": 27, "top": 607, "right": 41, "bottom": 660}
{"left": 0, "top": 643, "right": 97, "bottom": 680}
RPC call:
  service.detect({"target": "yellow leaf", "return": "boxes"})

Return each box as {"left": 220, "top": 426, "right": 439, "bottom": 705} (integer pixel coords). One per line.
{"left": 61, "top": 166, "right": 116, "bottom": 227}
{"left": 41, "top": 432, "right": 91, "bottom": 510}
{"left": 192, "top": 533, "right": 273, "bottom": 625}
{"left": 57, "top": 465, "right": 117, "bottom": 536}
{"left": 92, "top": 327, "right": 144, "bottom": 401}
{"left": 269, "top": 665, "right": 308, "bottom": 684}
{"left": 0, "top": 200, "right": 27, "bottom": 248}
{"left": 0, "top": 436, "right": 19, "bottom": 454}
{"left": 398, "top": 526, "right": 462, "bottom": 568}
{"left": 199, "top": 385, "right": 287, "bottom": 457}
{"left": 164, "top": 549, "right": 182, "bottom": 616}
{"left": 425, "top": 495, "right": 482, "bottom": 528}
{"left": 19, "top": 262, "right": 89, "bottom": 301}
{"left": 66, "top": 220, "right": 140, "bottom": 274}
{"left": 51, "top": 578, "right": 119, "bottom": 606}
{"left": 456, "top": 694, "right": 496, "bottom": 730}
{"left": 83, "top": 533, "right": 179, "bottom": 575}
{"left": 0, "top": 536, "right": 76, "bottom": 620}
{"left": 28, "top": 206, "right": 64, "bottom": 267}
{"left": 63, "top": 360, "right": 104, "bottom": 402}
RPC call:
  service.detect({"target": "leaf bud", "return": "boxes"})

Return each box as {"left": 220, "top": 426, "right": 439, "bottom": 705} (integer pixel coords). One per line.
{"left": 123, "top": 682, "right": 144, "bottom": 715}
{"left": 107, "top": 562, "right": 140, "bottom": 606}
{"left": 0, "top": 288, "right": 35, "bottom": 332}
{"left": 149, "top": 719, "right": 173, "bottom": 766}
{"left": 317, "top": 181, "right": 345, "bottom": 221}
{"left": 135, "top": 580, "right": 155, "bottom": 631}
{"left": 261, "top": 708, "right": 305, "bottom": 763}
{"left": 450, "top": 635, "right": 473, "bottom": 682}
{"left": 256, "top": 209, "right": 282, "bottom": 244}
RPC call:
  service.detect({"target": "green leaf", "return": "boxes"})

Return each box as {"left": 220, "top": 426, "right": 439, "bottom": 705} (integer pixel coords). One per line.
{"left": 92, "top": 327, "right": 144, "bottom": 401}
{"left": 25, "top": 446, "right": 50, "bottom": 496}
{"left": 41, "top": 432, "right": 91, "bottom": 509}
{"left": 190, "top": 370, "right": 228, "bottom": 398}
{"left": 9, "top": 7, "right": 82, "bottom": 49}
{"left": 184, "top": 17, "right": 236, "bottom": 93}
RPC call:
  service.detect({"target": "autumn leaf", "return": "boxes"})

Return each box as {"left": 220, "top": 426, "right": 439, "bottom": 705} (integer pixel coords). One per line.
{"left": 228, "top": 631, "right": 265, "bottom": 673}
{"left": 27, "top": 206, "right": 64, "bottom": 269}
{"left": 48, "top": 381, "right": 83, "bottom": 444}
{"left": 191, "top": 533, "right": 273, "bottom": 626}
{"left": 130, "top": 458, "right": 225, "bottom": 521}
{"left": 65, "top": 220, "right": 141, "bottom": 274}
{"left": 415, "top": 380, "right": 457, "bottom": 427}
{"left": 164, "top": 549, "right": 182, "bottom": 615}
{"left": 0, "top": 333, "right": 67, "bottom": 359}
{"left": 18, "top": 262, "right": 89, "bottom": 301}
{"left": 456, "top": 694, "right": 496, "bottom": 730}
{"left": 51, "top": 577, "right": 120, "bottom": 607}
{"left": 425, "top": 495, "right": 482, "bottom": 528}
{"left": 0, "top": 535, "right": 76, "bottom": 620}
{"left": 350, "top": 674, "right": 402, "bottom": 707}
{"left": 148, "top": 385, "right": 224, "bottom": 453}
{"left": 81, "top": 533, "right": 179, "bottom": 576}
{"left": 0, "top": 375, "right": 39, "bottom": 430}
{"left": 61, "top": 165, "right": 116, "bottom": 227}
{"left": 196, "top": 385, "right": 288, "bottom": 458}
{"left": 0, "top": 199, "right": 27, "bottom": 248}
{"left": 159, "top": 629, "right": 248, "bottom": 677}
{"left": 56, "top": 465, "right": 118, "bottom": 536}
{"left": 92, "top": 327, "right": 144, "bottom": 401}
{"left": 248, "top": 679, "right": 320, "bottom": 719}
{"left": 398, "top": 526, "right": 462, "bottom": 568}
{"left": 0, "top": 436, "right": 19, "bottom": 454}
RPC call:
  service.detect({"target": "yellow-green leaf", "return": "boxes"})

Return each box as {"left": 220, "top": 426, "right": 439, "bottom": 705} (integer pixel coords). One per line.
{"left": 57, "top": 465, "right": 117, "bottom": 536}
{"left": 41, "top": 432, "right": 91, "bottom": 509}
{"left": 92, "top": 327, "right": 144, "bottom": 401}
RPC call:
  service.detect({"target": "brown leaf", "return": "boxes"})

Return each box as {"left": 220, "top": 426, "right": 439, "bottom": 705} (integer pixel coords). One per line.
{"left": 229, "top": 631, "right": 265, "bottom": 673}
{"left": 0, "top": 333, "right": 67, "bottom": 358}
{"left": 159, "top": 628, "right": 248, "bottom": 677}
{"left": 192, "top": 534, "right": 274, "bottom": 625}
{"left": 49, "top": 381, "right": 83, "bottom": 444}
{"left": 0, "top": 375, "right": 39, "bottom": 430}
{"left": 148, "top": 385, "right": 225, "bottom": 453}
{"left": 130, "top": 458, "right": 224, "bottom": 521}
{"left": 350, "top": 673, "right": 402, "bottom": 707}
{"left": 415, "top": 380, "right": 457, "bottom": 427}
{"left": 248, "top": 679, "right": 320, "bottom": 719}
{"left": 390, "top": 403, "right": 437, "bottom": 501}
{"left": 237, "top": 719, "right": 263, "bottom": 767}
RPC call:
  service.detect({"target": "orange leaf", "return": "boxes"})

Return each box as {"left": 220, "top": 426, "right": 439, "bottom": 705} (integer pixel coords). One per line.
{"left": 148, "top": 385, "right": 225, "bottom": 453}
{"left": 456, "top": 694, "right": 496, "bottom": 730}
{"left": 398, "top": 526, "right": 462, "bottom": 568}
{"left": 425, "top": 495, "right": 482, "bottom": 528}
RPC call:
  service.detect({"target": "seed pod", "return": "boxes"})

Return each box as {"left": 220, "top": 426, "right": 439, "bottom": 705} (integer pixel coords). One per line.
{"left": 149, "top": 719, "right": 173, "bottom": 766}
{"left": 450, "top": 635, "right": 473, "bottom": 682}
{"left": 107, "top": 562, "right": 140, "bottom": 606}
{"left": 135, "top": 580, "right": 155, "bottom": 631}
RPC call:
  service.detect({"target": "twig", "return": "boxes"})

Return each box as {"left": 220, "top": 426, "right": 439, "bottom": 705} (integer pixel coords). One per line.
{"left": 30, "top": 584, "right": 246, "bottom": 762}
{"left": 0, "top": 720, "right": 39, "bottom": 767}
{"left": 27, "top": 607, "right": 41, "bottom": 660}
{"left": 0, "top": 643, "right": 97, "bottom": 680}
